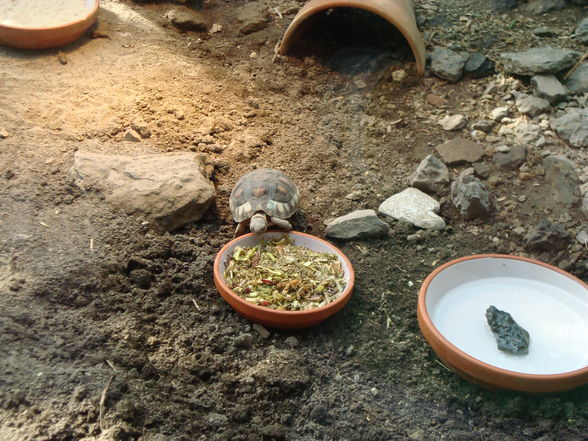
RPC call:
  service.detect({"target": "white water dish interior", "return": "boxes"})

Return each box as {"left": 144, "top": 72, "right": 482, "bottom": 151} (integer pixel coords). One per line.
{"left": 426, "top": 257, "right": 588, "bottom": 375}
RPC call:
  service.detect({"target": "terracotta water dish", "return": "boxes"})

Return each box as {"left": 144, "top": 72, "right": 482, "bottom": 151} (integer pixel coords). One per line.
{"left": 214, "top": 231, "right": 355, "bottom": 329}
{"left": 417, "top": 254, "right": 588, "bottom": 393}
{"left": 0, "top": 0, "right": 100, "bottom": 50}
{"left": 278, "top": 0, "right": 426, "bottom": 74}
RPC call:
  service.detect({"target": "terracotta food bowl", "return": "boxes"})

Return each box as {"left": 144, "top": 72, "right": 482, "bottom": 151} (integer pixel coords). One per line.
{"left": 214, "top": 231, "right": 355, "bottom": 329}
{"left": 0, "top": 0, "right": 100, "bottom": 50}
{"left": 417, "top": 254, "right": 588, "bottom": 393}
{"left": 278, "top": 0, "right": 426, "bottom": 74}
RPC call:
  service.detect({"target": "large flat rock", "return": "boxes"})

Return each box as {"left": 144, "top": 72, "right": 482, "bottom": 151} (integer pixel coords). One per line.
{"left": 500, "top": 47, "right": 580, "bottom": 76}
{"left": 70, "top": 151, "right": 215, "bottom": 231}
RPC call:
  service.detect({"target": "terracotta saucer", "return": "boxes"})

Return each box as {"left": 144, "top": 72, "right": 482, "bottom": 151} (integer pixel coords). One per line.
{"left": 418, "top": 254, "right": 588, "bottom": 392}
{"left": 0, "top": 0, "right": 100, "bottom": 50}
{"left": 213, "top": 231, "right": 355, "bottom": 329}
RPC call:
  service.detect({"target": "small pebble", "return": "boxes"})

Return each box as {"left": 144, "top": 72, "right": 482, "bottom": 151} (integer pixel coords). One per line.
{"left": 252, "top": 323, "right": 270, "bottom": 338}
{"left": 392, "top": 69, "right": 408, "bottom": 81}
{"left": 57, "top": 51, "right": 68, "bottom": 65}
{"left": 284, "top": 336, "right": 299, "bottom": 348}
{"left": 0, "top": 128, "right": 9, "bottom": 138}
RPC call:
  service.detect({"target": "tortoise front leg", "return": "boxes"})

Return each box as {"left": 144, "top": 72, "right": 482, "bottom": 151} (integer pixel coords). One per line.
{"left": 234, "top": 221, "right": 249, "bottom": 238}
{"left": 270, "top": 217, "right": 292, "bottom": 231}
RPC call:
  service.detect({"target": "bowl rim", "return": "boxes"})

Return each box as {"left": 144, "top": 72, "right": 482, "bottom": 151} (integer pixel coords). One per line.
{"left": 0, "top": 0, "right": 100, "bottom": 31}
{"left": 418, "top": 253, "right": 588, "bottom": 382}
{"left": 213, "top": 230, "right": 355, "bottom": 317}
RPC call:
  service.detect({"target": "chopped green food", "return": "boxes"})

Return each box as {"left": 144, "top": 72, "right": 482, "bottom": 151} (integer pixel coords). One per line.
{"left": 223, "top": 236, "right": 346, "bottom": 311}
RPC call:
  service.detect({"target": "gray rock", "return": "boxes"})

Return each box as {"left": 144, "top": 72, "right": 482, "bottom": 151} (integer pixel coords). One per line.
{"left": 500, "top": 47, "right": 580, "bottom": 76}
{"left": 69, "top": 151, "right": 215, "bottom": 232}
{"left": 430, "top": 47, "right": 469, "bottom": 83}
{"left": 543, "top": 155, "right": 581, "bottom": 205}
{"left": 514, "top": 93, "right": 551, "bottom": 117}
{"left": 325, "top": 209, "right": 389, "bottom": 240}
{"left": 514, "top": 123, "right": 542, "bottom": 144}
{"left": 439, "top": 114, "right": 466, "bottom": 131}
{"left": 378, "top": 188, "right": 445, "bottom": 230}
{"left": 473, "top": 162, "right": 491, "bottom": 179}
{"left": 575, "top": 17, "right": 588, "bottom": 44}
{"left": 576, "top": 230, "right": 588, "bottom": 245}
{"left": 486, "top": 306, "right": 530, "bottom": 355}
{"left": 565, "top": 63, "right": 588, "bottom": 94}
{"left": 525, "top": 0, "right": 566, "bottom": 14}
{"left": 524, "top": 219, "right": 570, "bottom": 251}
{"left": 236, "top": 2, "right": 270, "bottom": 35}
{"left": 463, "top": 52, "right": 496, "bottom": 78}
{"left": 164, "top": 8, "right": 208, "bottom": 31}
{"left": 551, "top": 108, "right": 588, "bottom": 148}
{"left": 435, "top": 137, "right": 484, "bottom": 165}
{"left": 490, "top": 106, "right": 510, "bottom": 122}
{"left": 471, "top": 119, "right": 495, "bottom": 133}
{"left": 207, "top": 413, "right": 229, "bottom": 427}
{"left": 530, "top": 75, "right": 568, "bottom": 104}
{"left": 489, "top": 0, "right": 518, "bottom": 11}
{"left": 532, "top": 27, "right": 557, "bottom": 38}
{"left": 583, "top": 193, "right": 588, "bottom": 218}
{"left": 234, "top": 333, "right": 254, "bottom": 349}
{"left": 451, "top": 172, "right": 492, "bottom": 220}
{"left": 493, "top": 144, "right": 526, "bottom": 170}
{"left": 410, "top": 154, "right": 450, "bottom": 194}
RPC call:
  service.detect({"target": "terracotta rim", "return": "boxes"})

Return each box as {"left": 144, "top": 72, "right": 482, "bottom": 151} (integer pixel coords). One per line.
{"left": 417, "top": 254, "right": 588, "bottom": 392}
{"left": 0, "top": 0, "right": 100, "bottom": 49}
{"left": 213, "top": 231, "right": 355, "bottom": 327}
{"left": 0, "top": 1, "right": 99, "bottom": 31}
{"left": 278, "top": 0, "right": 426, "bottom": 74}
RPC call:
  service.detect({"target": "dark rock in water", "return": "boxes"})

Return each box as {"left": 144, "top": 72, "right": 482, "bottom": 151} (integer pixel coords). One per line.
{"left": 486, "top": 306, "right": 530, "bottom": 355}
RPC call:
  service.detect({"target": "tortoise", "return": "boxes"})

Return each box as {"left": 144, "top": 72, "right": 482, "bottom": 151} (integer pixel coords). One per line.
{"left": 229, "top": 168, "right": 300, "bottom": 237}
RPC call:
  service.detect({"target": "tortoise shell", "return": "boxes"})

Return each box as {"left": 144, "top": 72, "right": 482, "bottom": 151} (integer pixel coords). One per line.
{"left": 229, "top": 168, "right": 300, "bottom": 223}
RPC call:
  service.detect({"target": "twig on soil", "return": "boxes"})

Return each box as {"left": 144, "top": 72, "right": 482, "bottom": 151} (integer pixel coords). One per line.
{"left": 105, "top": 359, "right": 118, "bottom": 373}
{"left": 564, "top": 53, "right": 588, "bottom": 80}
{"left": 90, "top": 238, "right": 94, "bottom": 250}
{"left": 273, "top": 7, "right": 283, "bottom": 19}
{"left": 272, "top": 39, "right": 282, "bottom": 63}
{"left": 99, "top": 375, "right": 115, "bottom": 432}
{"left": 191, "top": 298, "right": 200, "bottom": 310}
{"left": 434, "top": 359, "right": 452, "bottom": 372}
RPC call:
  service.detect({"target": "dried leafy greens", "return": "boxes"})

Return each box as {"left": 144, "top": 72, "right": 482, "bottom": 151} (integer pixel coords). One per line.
{"left": 223, "top": 236, "right": 346, "bottom": 311}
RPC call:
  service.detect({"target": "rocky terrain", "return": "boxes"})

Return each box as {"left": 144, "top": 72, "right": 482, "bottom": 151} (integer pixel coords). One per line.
{"left": 1, "top": 0, "right": 587, "bottom": 440}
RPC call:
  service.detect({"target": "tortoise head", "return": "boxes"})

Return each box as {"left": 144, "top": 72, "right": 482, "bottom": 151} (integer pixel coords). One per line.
{"left": 250, "top": 212, "right": 268, "bottom": 234}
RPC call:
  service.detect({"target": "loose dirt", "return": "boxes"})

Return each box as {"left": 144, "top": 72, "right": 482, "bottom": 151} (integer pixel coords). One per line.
{"left": 1, "top": 1, "right": 587, "bottom": 440}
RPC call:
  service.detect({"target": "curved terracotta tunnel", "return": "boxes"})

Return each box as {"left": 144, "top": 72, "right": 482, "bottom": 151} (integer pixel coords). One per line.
{"left": 278, "top": 0, "right": 426, "bottom": 75}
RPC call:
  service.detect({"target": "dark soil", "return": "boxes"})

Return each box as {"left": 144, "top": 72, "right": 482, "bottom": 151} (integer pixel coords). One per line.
{"left": 1, "top": 1, "right": 587, "bottom": 440}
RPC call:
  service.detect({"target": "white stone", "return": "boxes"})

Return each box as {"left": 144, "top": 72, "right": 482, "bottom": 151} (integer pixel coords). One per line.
{"left": 490, "top": 107, "right": 510, "bottom": 122}
{"left": 378, "top": 188, "right": 446, "bottom": 230}
{"left": 439, "top": 114, "right": 466, "bottom": 131}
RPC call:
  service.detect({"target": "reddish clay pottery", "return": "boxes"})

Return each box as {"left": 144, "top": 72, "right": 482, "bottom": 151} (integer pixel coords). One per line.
{"left": 418, "top": 254, "right": 588, "bottom": 393}
{"left": 0, "top": 0, "right": 100, "bottom": 50}
{"left": 213, "top": 231, "right": 355, "bottom": 329}
{"left": 278, "top": 0, "right": 426, "bottom": 74}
